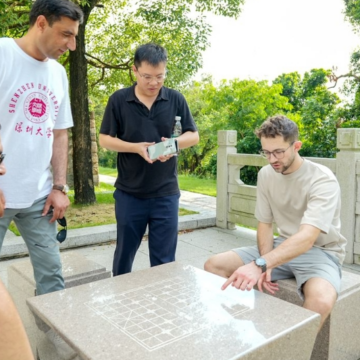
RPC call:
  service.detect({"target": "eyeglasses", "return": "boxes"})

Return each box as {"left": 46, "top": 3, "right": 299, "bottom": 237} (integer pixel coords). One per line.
{"left": 33, "top": 209, "right": 67, "bottom": 243}
{"left": 259, "top": 142, "right": 294, "bottom": 160}
{"left": 136, "top": 68, "right": 166, "bottom": 83}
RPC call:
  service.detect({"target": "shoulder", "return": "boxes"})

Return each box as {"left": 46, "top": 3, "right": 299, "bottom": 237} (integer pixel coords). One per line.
{"left": 48, "top": 59, "right": 67, "bottom": 73}
{"left": 257, "top": 165, "right": 277, "bottom": 186}
{"left": 105, "top": 86, "right": 133, "bottom": 110}
{"left": 258, "top": 164, "right": 274, "bottom": 177}
{"left": 161, "top": 86, "right": 186, "bottom": 101}
{"left": 0, "top": 38, "right": 11, "bottom": 46}
{"left": 109, "top": 86, "right": 133, "bottom": 100}
{"left": 0, "top": 38, "right": 13, "bottom": 52}
{"left": 304, "top": 159, "right": 337, "bottom": 181}
{"left": 303, "top": 160, "right": 340, "bottom": 194}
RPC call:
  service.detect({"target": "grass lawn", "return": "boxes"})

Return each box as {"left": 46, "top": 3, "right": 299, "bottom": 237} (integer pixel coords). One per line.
{"left": 9, "top": 169, "right": 217, "bottom": 235}
{"left": 178, "top": 174, "right": 216, "bottom": 197}
{"left": 99, "top": 167, "right": 217, "bottom": 197}
{"left": 8, "top": 181, "right": 198, "bottom": 235}
{"left": 99, "top": 166, "right": 117, "bottom": 177}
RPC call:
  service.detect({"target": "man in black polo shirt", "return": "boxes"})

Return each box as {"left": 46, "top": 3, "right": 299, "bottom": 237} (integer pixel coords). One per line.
{"left": 99, "top": 43, "right": 199, "bottom": 276}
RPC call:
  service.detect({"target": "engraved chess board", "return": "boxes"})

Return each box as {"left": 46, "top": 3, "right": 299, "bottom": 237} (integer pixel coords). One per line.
{"left": 85, "top": 276, "right": 250, "bottom": 351}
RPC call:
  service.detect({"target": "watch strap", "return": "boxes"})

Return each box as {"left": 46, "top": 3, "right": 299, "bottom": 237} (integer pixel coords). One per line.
{"left": 52, "top": 184, "right": 68, "bottom": 194}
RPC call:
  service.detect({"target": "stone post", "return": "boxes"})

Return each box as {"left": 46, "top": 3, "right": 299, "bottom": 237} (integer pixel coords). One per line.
{"left": 216, "top": 130, "right": 237, "bottom": 229}
{"left": 336, "top": 128, "right": 360, "bottom": 264}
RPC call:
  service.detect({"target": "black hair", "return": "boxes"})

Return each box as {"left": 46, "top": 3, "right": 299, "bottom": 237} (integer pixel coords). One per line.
{"left": 29, "top": 0, "right": 84, "bottom": 27}
{"left": 134, "top": 43, "right": 167, "bottom": 68}
{"left": 255, "top": 115, "right": 299, "bottom": 143}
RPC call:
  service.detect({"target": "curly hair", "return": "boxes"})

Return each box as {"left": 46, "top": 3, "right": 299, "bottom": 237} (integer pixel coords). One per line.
{"left": 255, "top": 115, "right": 299, "bottom": 143}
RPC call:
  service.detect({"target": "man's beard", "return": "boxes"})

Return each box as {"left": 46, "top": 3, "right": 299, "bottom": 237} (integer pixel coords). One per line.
{"left": 271, "top": 154, "right": 296, "bottom": 174}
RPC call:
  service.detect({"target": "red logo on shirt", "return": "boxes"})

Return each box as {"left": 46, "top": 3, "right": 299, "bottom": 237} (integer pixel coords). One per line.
{"left": 23, "top": 92, "right": 49, "bottom": 123}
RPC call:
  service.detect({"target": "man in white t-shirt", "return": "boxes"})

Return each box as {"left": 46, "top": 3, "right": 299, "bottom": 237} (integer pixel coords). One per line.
{"left": 0, "top": 0, "right": 83, "bottom": 295}
{"left": 205, "top": 115, "right": 347, "bottom": 330}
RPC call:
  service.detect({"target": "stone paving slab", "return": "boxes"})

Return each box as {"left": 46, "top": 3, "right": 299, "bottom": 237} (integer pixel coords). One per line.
{"left": 0, "top": 189, "right": 216, "bottom": 260}
{"left": 0, "top": 226, "right": 255, "bottom": 287}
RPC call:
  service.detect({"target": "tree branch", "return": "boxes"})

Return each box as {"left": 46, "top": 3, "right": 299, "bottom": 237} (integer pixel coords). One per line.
{"left": 328, "top": 70, "right": 360, "bottom": 89}
{"left": 85, "top": 52, "right": 131, "bottom": 70}
{"left": 90, "top": 67, "right": 105, "bottom": 88}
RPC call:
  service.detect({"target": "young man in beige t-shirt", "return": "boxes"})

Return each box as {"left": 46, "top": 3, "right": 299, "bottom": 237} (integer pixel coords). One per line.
{"left": 205, "top": 115, "right": 346, "bottom": 330}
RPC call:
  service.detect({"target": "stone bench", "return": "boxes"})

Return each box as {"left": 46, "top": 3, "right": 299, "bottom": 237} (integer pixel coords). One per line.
{"left": 7, "top": 251, "right": 111, "bottom": 360}
{"left": 273, "top": 270, "right": 360, "bottom": 360}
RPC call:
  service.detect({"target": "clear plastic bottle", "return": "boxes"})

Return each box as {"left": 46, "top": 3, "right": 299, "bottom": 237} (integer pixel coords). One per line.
{"left": 171, "top": 116, "right": 182, "bottom": 155}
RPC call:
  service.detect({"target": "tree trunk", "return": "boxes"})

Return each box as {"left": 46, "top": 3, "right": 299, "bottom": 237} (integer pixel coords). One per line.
{"left": 69, "top": 2, "right": 97, "bottom": 204}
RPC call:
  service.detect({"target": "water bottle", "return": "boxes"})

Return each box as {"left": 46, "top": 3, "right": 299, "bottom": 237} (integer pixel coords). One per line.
{"left": 171, "top": 116, "right": 182, "bottom": 155}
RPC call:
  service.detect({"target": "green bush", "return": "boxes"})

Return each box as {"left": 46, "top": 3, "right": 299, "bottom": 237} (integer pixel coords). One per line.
{"left": 98, "top": 149, "right": 117, "bottom": 169}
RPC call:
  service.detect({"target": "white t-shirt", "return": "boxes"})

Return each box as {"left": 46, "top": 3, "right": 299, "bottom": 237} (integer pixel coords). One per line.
{"left": 0, "top": 38, "right": 73, "bottom": 208}
{"left": 255, "top": 159, "right": 347, "bottom": 264}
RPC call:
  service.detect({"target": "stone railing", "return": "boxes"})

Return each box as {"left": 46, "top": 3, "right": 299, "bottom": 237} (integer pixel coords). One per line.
{"left": 216, "top": 128, "right": 360, "bottom": 265}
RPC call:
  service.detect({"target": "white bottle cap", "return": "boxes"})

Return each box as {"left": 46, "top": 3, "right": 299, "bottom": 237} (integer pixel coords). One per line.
{"left": 175, "top": 116, "right": 181, "bottom": 121}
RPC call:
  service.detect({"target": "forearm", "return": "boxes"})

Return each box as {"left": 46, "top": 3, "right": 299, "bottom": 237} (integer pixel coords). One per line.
{"left": 257, "top": 222, "right": 274, "bottom": 255}
{"left": 0, "top": 281, "right": 34, "bottom": 360}
{"left": 51, "top": 129, "right": 68, "bottom": 184}
{"left": 263, "top": 224, "right": 321, "bottom": 270}
{"left": 99, "top": 134, "right": 140, "bottom": 153}
{"left": 176, "top": 131, "right": 199, "bottom": 150}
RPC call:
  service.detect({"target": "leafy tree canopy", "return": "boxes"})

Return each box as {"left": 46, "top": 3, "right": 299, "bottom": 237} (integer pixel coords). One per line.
{"left": 179, "top": 76, "right": 292, "bottom": 178}
{"left": 1, "top": 0, "right": 244, "bottom": 97}
{"left": 179, "top": 68, "right": 342, "bottom": 181}
{"left": 1, "top": 0, "right": 245, "bottom": 203}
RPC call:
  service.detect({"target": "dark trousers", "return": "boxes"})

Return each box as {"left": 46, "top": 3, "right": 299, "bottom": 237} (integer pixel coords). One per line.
{"left": 113, "top": 189, "right": 180, "bottom": 276}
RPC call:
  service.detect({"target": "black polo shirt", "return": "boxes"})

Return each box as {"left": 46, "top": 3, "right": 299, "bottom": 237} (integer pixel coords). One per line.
{"left": 100, "top": 84, "right": 197, "bottom": 198}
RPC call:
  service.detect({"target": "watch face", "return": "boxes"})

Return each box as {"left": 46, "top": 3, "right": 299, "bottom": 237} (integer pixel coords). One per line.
{"left": 63, "top": 184, "right": 70, "bottom": 194}
{"left": 256, "top": 258, "right": 266, "bottom": 267}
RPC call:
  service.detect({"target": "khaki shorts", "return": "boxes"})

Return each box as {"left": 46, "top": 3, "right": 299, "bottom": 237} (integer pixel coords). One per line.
{"left": 232, "top": 237, "right": 342, "bottom": 300}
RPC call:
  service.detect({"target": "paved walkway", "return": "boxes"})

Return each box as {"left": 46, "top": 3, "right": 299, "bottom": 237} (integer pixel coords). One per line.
{"left": 1, "top": 175, "right": 359, "bottom": 286}
{"left": 0, "top": 174, "right": 225, "bottom": 286}
{"left": 99, "top": 174, "right": 217, "bottom": 213}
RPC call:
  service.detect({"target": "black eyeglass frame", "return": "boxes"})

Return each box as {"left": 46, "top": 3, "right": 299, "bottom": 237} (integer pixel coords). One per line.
{"left": 33, "top": 209, "right": 67, "bottom": 243}
{"left": 259, "top": 142, "right": 295, "bottom": 160}
{"left": 0, "top": 153, "right": 6, "bottom": 165}
{"left": 56, "top": 217, "right": 67, "bottom": 243}
{"left": 135, "top": 67, "right": 167, "bottom": 83}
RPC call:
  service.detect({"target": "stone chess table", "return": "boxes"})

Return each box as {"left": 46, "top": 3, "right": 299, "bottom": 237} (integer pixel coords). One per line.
{"left": 27, "top": 262, "right": 320, "bottom": 360}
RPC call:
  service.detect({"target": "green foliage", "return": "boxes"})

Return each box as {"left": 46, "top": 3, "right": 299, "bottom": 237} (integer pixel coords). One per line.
{"left": 180, "top": 68, "right": 343, "bottom": 184}
{"left": 328, "top": 1, "right": 360, "bottom": 129}
{"left": 84, "top": 0, "right": 244, "bottom": 99}
{"left": 98, "top": 148, "right": 117, "bottom": 168}
{"left": 274, "top": 69, "right": 340, "bottom": 158}
{"left": 2, "top": 0, "right": 245, "bottom": 204}
{"left": 0, "top": 0, "right": 32, "bottom": 37}
{"left": 344, "top": 0, "right": 360, "bottom": 30}
{"left": 180, "top": 76, "right": 292, "bottom": 179}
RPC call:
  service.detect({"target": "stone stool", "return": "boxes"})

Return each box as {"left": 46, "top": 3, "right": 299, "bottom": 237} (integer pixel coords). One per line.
{"left": 273, "top": 270, "right": 360, "bottom": 360}
{"left": 7, "top": 251, "right": 111, "bottom": 359}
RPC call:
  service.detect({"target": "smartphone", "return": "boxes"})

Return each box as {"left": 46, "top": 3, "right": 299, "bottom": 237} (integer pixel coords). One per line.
{"left": 147, "top": 139, "right": 178, "bottom": 160}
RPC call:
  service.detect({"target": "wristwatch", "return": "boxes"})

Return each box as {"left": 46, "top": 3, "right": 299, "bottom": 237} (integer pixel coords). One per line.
{"left": 254, "top": 257, "right": 267, "bottom": 273}
{"left": 52, "top": 184, "right": 69, "bottom": 194}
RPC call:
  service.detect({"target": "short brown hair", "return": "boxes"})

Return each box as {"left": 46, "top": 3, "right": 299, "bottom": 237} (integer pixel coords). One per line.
{"left": 255, "top": 115, "right": 298, "bottom": 143}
